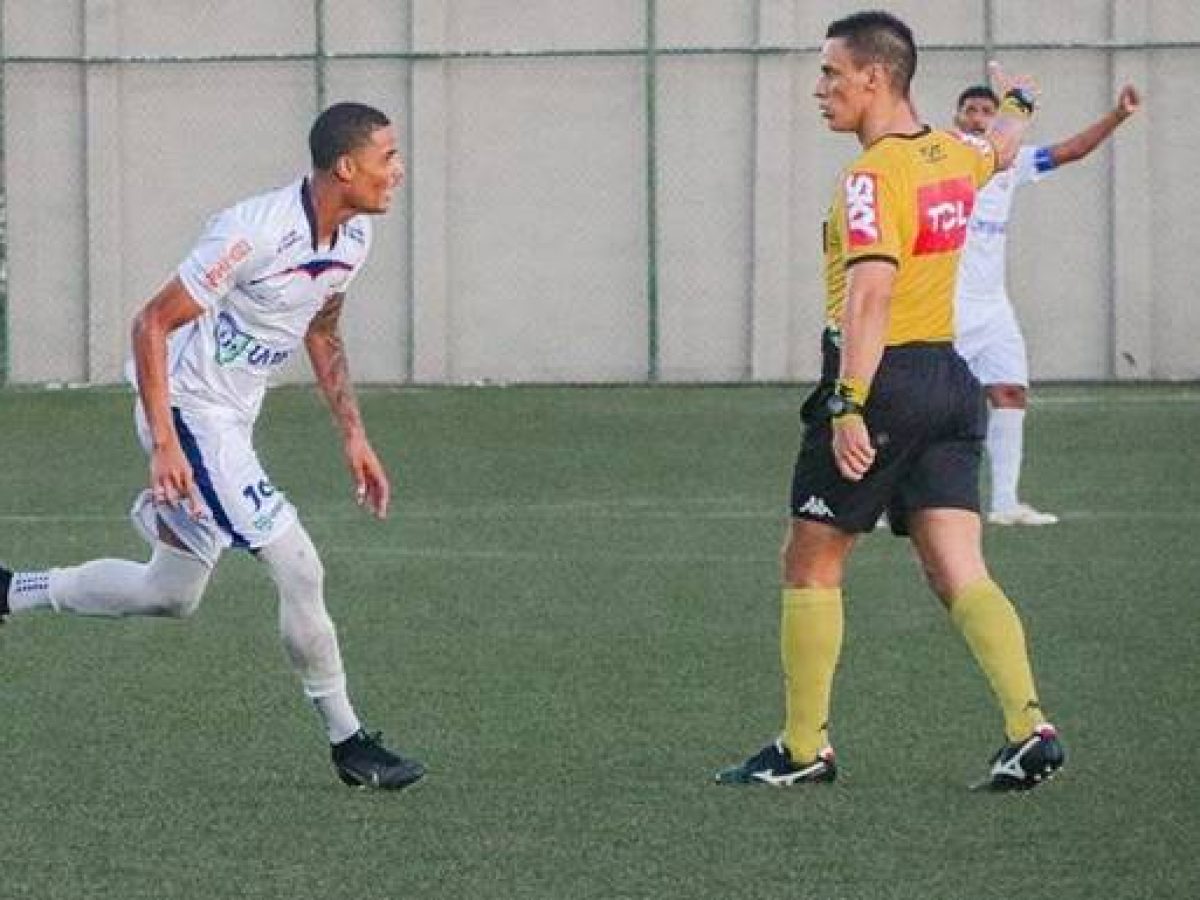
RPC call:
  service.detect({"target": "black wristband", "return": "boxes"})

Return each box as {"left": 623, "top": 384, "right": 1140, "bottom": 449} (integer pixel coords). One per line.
{"left": 1002, "top": 86, "right": 1036, "bottom": 116}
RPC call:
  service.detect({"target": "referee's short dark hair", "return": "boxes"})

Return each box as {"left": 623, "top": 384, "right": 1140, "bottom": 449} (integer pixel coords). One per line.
{"left": 826, "top": 10, "right": 917, "bottom": 97}
{"left": 957, "top": 85, "right": 1000, "bottom": 109}
{"left": 309, "top": 102, "right": 391, "bottom": 171}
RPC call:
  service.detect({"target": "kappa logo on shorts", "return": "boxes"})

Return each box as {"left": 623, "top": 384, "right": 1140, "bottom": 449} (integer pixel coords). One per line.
{"left": 844, "top": 172, "right": 880, "bottom": 246}
{"left": 797, "top": 495, "right": 835, "bottom": 519}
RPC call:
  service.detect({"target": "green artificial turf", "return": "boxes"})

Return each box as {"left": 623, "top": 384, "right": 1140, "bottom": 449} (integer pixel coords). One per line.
{"left": 1, "top": 384, "right": 1196, "bottom": 899}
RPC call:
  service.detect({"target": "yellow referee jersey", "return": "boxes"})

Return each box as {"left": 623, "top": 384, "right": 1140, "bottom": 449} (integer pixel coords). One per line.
{"left": 823, "top": 127, "right": 996, "bottom": 344}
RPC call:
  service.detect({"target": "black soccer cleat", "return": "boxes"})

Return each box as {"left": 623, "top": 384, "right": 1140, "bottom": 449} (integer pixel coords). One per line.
{"left": 0, "top": 564, "right": 12, "bottom": 623}
{"left": 976, "top": 723, "right": 1065, "bottom": 792}
{"left": 715, "top": 738, "right": 837, "bottom": 786}
{"left": 331, "top": 729, "right": 426, "bottom": 790}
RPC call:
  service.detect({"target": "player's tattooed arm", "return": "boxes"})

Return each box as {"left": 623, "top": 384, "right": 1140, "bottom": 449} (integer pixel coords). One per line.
{"left": 305, "top": 292, "right": 365, "bottom": 440}
{"left": 305, "top": 292, "right": 392, "bottom": 518}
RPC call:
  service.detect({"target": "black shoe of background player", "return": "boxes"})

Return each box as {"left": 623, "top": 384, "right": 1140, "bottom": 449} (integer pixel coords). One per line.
{"left": 0, "top": 564, "right": 12, "bottom": 623}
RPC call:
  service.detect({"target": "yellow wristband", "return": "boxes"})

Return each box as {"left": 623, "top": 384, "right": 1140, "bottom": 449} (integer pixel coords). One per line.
{"left": 999, "top": 87, "right": 1036, "bottom": 118}
{"left": 835, "top": 377, "right": 870, "bottom": 408}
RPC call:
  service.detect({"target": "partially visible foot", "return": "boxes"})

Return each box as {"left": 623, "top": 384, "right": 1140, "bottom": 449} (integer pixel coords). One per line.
{"left": 1, "top": 564, "right": 12, "bottom": 622}
{"left": 715, "top": 739, "right": 837, "bottom": 786}
{"left": 974, "top": 723, "right": 1065, "bottom": 792}
{"left": 987, "top": 503, "right": 1059, "bottom": 526}
{"left": 331, "top": 729, "right": 426, "bottom": 790}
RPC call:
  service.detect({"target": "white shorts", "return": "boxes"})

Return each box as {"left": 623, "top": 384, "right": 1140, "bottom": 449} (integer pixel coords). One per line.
{"left": 954, "top": 299, "right": 1029, "bottom": 387}
{"left": 132, "top": 403, "right": 298, "bottom": 565}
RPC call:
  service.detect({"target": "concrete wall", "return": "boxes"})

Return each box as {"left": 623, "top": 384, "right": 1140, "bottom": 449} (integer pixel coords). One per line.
{"left": 3, "top": 0, "right": 1197, "bottom": 384}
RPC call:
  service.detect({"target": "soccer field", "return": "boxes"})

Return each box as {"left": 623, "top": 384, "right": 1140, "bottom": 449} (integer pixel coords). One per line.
{"left": 1, "top": 384, "right": 1197, "bottom": 899}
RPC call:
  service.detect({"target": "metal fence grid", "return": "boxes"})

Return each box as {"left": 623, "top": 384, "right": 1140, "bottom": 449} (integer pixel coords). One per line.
{"left": 1, "top": 0, "right": 1195, "bottom": 384}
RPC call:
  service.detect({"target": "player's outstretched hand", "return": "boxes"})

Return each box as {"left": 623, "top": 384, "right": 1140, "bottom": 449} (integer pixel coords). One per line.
{"left": 987, "top": 60, "right": 1040, "bottom": 107}
{"left": 1116, "top": 84, "right": 1141, "bottom": 120}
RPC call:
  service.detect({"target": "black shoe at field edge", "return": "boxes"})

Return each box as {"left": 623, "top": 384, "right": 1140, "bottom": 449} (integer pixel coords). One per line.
{"left": 715, "top": 738, "right": 837, "bottom": 786}
{"left": 978, "top": 723, "right": 1066, "bottom": 792}
{"left": 331, "top": 729, "right": 426, "bottom": 790}
{"left": 0, "top": 564, "right": 11, "bottom": 622}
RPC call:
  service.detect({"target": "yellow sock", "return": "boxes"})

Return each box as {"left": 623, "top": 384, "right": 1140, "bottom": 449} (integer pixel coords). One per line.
{"left": 780, "top": 587, "right": 844, "bottom": 761}
{"left": 949, "top": 579, "right": 1046, "bottom": 741}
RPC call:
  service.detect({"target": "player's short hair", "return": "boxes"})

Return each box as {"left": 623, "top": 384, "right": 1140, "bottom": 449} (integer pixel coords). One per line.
{"left": 957, "top": 85, "right": 1000, "bottom": 109}
{"left": 309, "top": 102, "right": 391, "bottom": 170}
{"left": 826, "top": 10, "right": 917, "bottom": 96}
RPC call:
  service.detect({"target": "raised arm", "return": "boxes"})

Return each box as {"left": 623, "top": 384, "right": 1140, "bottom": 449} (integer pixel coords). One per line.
{"left": 304, "top": 292, "right": 390, "bottom": 519}
{"left": 984, "top": 61, "right": 1040, "bottom": 171}
{"left": 1047, "top": 85, "right": 1140, "bottom": 166}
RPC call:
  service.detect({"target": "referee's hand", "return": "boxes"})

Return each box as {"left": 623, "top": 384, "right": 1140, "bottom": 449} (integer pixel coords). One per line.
{"left": 831, "top": 415, "right": 876, "bottom": 482}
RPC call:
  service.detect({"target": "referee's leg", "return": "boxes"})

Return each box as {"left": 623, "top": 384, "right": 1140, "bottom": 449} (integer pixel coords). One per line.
{"left": 908, "top": 508, "right": 1049, "bottom": 741}
{"left": 778, "top": 519, "right": 857, "bottom": 763}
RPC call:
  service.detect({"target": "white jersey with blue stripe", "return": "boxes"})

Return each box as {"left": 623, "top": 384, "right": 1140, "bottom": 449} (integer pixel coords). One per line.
{"left": 955, "top": 144, "right": 1056, "bottom": 307}
{"left": 127, "top": 177, "right": 373, "bottom": 422}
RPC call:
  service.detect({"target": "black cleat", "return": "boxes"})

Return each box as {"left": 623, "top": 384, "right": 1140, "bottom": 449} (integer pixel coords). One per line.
{"left": 975, "top": 723, "right": 1065, "bottom": 792}
{"left": 331, "top": 729, "right": 426, "bottom": 790}
{"left": 0, "top": 564, "right": 11, "bottom": 623}
{"left": 715, "top": 739, "right": 837, "bottom": 786}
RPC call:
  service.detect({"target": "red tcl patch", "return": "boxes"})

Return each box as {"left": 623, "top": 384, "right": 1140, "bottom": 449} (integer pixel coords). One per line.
{"left": 914, "top": 177, "right": 974, "bottom": 255}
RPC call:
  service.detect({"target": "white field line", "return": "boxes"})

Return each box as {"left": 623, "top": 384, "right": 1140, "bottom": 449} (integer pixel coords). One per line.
{"left": 1031, "top": 392, "right": 1199, "bottom": 406}
{"left": 1, "top": 507, "right": 1197, "bottom": 525}
{"left": 322, "top": 546, "right": 779, "bottom": 564}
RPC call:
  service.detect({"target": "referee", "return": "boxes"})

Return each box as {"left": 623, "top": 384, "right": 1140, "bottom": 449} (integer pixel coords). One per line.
{"left": 716, "top": 10, "right": 1065, "bottom": 791}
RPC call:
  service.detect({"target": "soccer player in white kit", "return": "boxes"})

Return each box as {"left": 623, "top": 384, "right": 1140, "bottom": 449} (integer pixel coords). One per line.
{"left": 953, "top": 83, "right": 1140, "bottom": 525}
{"left": 1, "top": 102, "right": 424, "bottom": 790}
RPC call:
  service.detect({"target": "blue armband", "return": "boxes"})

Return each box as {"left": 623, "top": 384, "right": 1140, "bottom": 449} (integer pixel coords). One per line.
{"left": 1033, "top": 145, "right": 1057, "bottom": 173}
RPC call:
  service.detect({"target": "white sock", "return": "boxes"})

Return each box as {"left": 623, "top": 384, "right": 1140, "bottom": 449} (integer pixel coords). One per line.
{"left": 46, "top": 544, "right": 210, "bottom": 618}
{"left": 313, "top": 689, "right": 362, "bottom": 745}
{"left": 259, "top": 523, "right": 362, "bottom": 744}
{"left": 987, "top": 407, "right": 1026, "bottom": 513}
{"left": 9, "top": 570, "right": 53, "bottom": 613}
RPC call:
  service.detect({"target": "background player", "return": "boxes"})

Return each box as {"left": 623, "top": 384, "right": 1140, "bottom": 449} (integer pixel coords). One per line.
{"left": 716, "top": 11, "right": 1064, "bottom": 791}
{"left": 1, "top": 102, "right": 424, "bottom": 791}
{"left": 954, "top": 83, "right": 1141, "bottom": 525}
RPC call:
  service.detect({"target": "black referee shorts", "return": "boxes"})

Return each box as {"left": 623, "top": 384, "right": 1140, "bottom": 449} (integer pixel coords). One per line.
{"left": 790, "top": 334, "right": 987, "bottom": 536}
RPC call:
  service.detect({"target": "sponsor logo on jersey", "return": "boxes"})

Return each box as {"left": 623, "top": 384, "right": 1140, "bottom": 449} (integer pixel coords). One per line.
{"left": 920, "top": 143, "right": 947, "bottom": 165}
{"left": 844, "top": 172, "right": 880, "bottom": 247}
{"left": 914, "top": 177, "right": 975, "bottom": 255}
{"left": 276, "top": 230, "right": 306, "bottom": 254}
{"left": 970, "top": 218, "right": 1007, "bottom": 237}
{"left": 201, "top": 239, "right": 252, "bottom": 292}
{"left": 214, "top": 311, "right": 291, "bottom": 368}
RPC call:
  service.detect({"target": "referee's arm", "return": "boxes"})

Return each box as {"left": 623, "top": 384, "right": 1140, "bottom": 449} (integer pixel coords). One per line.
{"left": 833, "top": 259, "right": 896, "bottom": 481}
